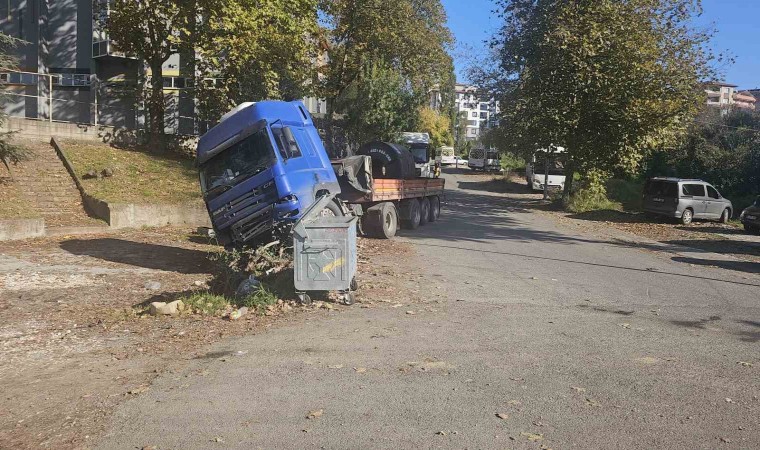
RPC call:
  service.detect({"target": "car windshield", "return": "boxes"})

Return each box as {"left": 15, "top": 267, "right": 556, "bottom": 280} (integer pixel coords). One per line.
{"left": 199, "top": 128, "right": 276, "bottom": 200}
{"left": 645, "top": 180, "right": 678, "bottom": 197}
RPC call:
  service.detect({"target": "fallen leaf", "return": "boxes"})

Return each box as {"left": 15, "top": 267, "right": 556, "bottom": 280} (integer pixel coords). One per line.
{"left": 328, "top": 364, "right": 344, "bottom": 369}
{"left": 495, "top": 413, "right": 509, "bottom": 420}
{"left": 619, "top": 323, "right": 631, "bottom": 329}
{"left": 520, "top": 432, "right": 544, "bottom": 442}
{"left": 406, "top": 311, "right": 416, "bottom": 315}
{"left": 508, "top": 400, "right": 522, "bottom": 406}
{"left": 436, "top": 431, "right": 447, "bottom": 436}
{"left": 306, "top": 409, "right": 323, "bottom": 419}
{"left": 737, "top": 361, "right": 753, "bottom": 367}
{"left": 585, "top": 398, "right": 600, "bottom": 407}
{"left": 354, "top": 367, "right": 367, "bottom": 373}
{"left": 725, "top": 398, "right": 733, "bottom": 403}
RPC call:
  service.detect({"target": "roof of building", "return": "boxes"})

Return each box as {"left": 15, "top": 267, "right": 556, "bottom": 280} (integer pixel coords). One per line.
{"left": 705, "top": 81, "right": 738, "bottom": 88}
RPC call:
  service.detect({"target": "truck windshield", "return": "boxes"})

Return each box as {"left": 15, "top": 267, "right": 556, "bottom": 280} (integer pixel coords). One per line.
{"left": 534, "top": 155, "right": 565, "bottom": 176}
{"left": 200, "top": 128, "right": 276, "bottom": 200}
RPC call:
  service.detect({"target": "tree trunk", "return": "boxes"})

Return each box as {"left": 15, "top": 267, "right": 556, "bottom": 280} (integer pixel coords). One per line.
{"left": 324, "top": 98, "right": 338, "bottom": 158}
{"left": 562, "top": 159, "right": 575, "bottom": 207}
{"left": 148, "top": 59, "right": 166, "bottom": 152}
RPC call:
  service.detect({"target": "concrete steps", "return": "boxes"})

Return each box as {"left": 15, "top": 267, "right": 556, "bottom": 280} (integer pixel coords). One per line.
{"left": 11, "top": 140, "right": 105, "bottom": 229}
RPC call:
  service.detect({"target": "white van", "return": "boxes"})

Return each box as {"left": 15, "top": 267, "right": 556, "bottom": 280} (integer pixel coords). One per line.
{"left": 439, "top": 146, "right": 456, "bottom": 165}
{"left": 468, "top": 148, "right": 500, "bottom": 171}
{"left": 526, "top": 147, "right": 566, "bottom": 191}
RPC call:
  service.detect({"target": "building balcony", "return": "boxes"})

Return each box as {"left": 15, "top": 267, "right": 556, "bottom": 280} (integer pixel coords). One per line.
{"left": 92, "top": 40, "right": 137, "bottom": 60}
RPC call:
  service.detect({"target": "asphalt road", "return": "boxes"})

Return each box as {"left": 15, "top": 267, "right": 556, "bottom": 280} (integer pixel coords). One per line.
{"left": 97, "top": 170, "right": 760, "bottom": 449}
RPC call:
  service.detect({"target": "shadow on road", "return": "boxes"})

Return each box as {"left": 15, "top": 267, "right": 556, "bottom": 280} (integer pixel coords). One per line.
{"left": 60, "top": 238, "right": 211, "bottom": 274}
{"left": 671, "top": 256, "right": 760, "bottom": 275}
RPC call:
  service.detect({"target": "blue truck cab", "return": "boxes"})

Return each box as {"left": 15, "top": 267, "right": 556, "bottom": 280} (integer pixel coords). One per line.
{"left": 196, "top": 100, "right": 341, "bottom": 246}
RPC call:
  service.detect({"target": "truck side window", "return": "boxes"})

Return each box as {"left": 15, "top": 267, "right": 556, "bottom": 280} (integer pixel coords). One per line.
{"left": 272, "top": 127, "right": 303, "bottom": 159}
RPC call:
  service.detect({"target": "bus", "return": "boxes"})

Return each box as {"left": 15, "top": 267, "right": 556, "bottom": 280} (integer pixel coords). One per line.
{"left": 526, "top": 147, "right": 567, "bottom": 192}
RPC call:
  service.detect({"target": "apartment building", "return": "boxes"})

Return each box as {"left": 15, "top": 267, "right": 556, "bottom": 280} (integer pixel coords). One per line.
{"left": 454, "top": 83, "right": 499, "bottom": 142}
{"left": 705, "top": 82, "right": 756, "bottom": 111}
{"left": 0, "top": 0, "right": 199, "bottom": 133}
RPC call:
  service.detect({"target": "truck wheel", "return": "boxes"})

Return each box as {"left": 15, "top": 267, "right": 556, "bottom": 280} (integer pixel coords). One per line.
{"left": 428, "top": 196, "right": 441, "bottom": 222}
{"left": 419, "top": 198, "right": 430, "bottom": 225}
{"left": 364, "top": 202, "right": 398, "bottom": 239}
{"left": 400, "top": 199, "right": 421, "bottom": 230}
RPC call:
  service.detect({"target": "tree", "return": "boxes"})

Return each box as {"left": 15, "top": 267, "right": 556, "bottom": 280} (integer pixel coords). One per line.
{"left": 193, "top": 0, "right": 319, "bottom": 122}
{"left": 105, "top": 0, "right": 193, "bottom": 150}
{"left": 0, "top": 34, "right": 31, "bottom": 179}
{"left": 418, "top": 107, "right": 453, "bottom": 149}
{"left": 487, "top": 0, "right": 717, "bottom": 203}
{"left": 318, "top": 0, "right": 454, "bottom": 154}
{"left": 337, "top": 59, "right": 420, "bottom": 145}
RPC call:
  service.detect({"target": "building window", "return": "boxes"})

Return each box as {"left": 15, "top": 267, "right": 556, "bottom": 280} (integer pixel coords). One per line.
{"left": 480, "top": 112, "right": 487, "bottom": 119}
{"left": 471, "top": 111, "right": 477, "bottom": 118}
{"left": 480, "top": 103, "right": 488, "bottom": 110}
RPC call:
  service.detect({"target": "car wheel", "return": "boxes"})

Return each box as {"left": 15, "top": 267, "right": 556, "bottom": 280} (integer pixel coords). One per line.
{"left": 681, "top": 208, "right": 693, "bottom": 225}
{"left": 719, "top": 209, "right": 730, "bottom": 224}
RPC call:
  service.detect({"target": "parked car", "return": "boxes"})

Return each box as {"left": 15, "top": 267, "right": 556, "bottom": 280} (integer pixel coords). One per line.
{"left": 739, "top": 196, "right": 760, "bottom": 234}
{"left": 642, "top": 177, "right": 733, "bottom": 225}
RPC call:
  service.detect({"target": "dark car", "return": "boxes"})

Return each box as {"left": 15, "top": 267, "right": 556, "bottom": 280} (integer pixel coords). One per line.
{"left": 643, "top": 177, "right": 733, "bottom": 225}
{"left": 739, "top": 196, "right": 760, "bottom": 234}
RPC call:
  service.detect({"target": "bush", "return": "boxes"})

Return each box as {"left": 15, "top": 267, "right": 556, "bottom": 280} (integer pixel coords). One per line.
{"left": 567, "top": 169, "right": 622, "bottom": 213}
{"left": 606, "top": 178, "right": 644, "bottom": 211}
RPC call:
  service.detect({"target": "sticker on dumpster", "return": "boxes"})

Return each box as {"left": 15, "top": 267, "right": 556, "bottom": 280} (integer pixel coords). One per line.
{"left": 322, "top": 257, "right": 345, "bottom": 274}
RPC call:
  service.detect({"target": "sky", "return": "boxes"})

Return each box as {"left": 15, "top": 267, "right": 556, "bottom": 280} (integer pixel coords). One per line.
{"left": 441, "top": 0, "right": 760, "bottom": 89}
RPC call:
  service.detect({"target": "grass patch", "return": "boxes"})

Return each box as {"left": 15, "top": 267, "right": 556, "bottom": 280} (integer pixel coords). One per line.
{"left": 237, "top": 284, "right": 279, "bottom": 311}
{"left": 567, "top": 188, "right": 622, "bottom": 214}
{"left": 181, "top": 292, "right": 230, "bottom": 316}
{"left": 0, "top": 177, "right": 40, "bottom": 219}
{"left": 60, "top": 140, "right": 201, "bottom": 204}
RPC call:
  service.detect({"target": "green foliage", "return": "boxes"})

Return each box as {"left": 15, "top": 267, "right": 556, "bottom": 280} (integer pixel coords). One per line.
{"left": 194, "top": 0, "right": 319, "bottom": 122}
{"left": 0, "top": 34, "right": 27, "bottom": 178}
{"left": 644, "top": 108, "right": 760, "bottom": 212}
{"left": 182, "top": 292, "right": 230, "bottom": 315}
{"left": 500, "top": 152, "right": 525, "bottom": 172}
{"left": 417, "top": 107, "right": 454, "bottom": 149}
{"left": 484, "top": 0, "right": 718, "bottom": 201}
{"left": 338, "top": 59, "right": 421, "bottom": 145}
{"left": 237, "top": 285, "right": 279, "bottom": 310}
{"left": 319, "top": 0, "right": 454, "bottom": 151}
{"left": 567, "top": 170, "right": 622, "bottom": 213}
{"left": 606, "top": 178, "right": 644, "bottom": 211}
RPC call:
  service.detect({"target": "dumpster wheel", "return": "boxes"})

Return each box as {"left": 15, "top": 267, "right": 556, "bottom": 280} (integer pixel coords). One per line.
{"left": 341, "top": 292, "right": 356, "bottom": 306}
{"left": 297, "top": 292, "right": 312, "bottom": 305}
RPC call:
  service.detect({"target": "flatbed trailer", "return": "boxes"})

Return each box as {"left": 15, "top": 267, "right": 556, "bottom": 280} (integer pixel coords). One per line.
{"left": 333, "top": 158, "right": 445, "bottom": 239}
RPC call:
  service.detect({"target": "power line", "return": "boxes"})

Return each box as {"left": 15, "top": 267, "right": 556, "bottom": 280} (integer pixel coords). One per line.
{"left": 694, "top": 120, "right": 760, "bottom": 133}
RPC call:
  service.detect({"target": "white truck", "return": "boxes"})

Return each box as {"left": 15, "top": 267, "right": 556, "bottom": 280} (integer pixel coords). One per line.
{"left": 526, "top": 147, "right": 567, "bottom": 192}
{"left": 400, "top": 132, "right": 438, "bottom": 178}
{"left": 468, "top": 148, "right": 500, "bottom": 172}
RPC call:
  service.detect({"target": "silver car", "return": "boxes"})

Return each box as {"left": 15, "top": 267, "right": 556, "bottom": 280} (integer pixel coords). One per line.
{"left": 643, "top": 178, "right": 733, "bottom": 225}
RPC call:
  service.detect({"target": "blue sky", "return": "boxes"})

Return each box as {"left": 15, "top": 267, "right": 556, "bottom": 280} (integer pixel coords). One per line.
{"left": 442, "top": 0, "right": 760, "bottom": 89}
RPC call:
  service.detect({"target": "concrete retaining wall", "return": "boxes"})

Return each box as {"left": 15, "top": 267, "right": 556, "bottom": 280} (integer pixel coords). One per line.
{"left": 108, "top": 202, "right": 211, "bottom": 229}
{"left": 0, "top": 219, "right": 46, "bottom": 241}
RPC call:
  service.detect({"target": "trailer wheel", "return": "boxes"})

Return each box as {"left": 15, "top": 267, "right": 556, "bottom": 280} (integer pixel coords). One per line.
{"left": 419, "top": 197, "right": 430, "bottom": 225}
{"left": 400, "top": 199, "right": 421, "bottom": 230}
{"left": 320, "top": 200, "right": 344, "bottom": 217}
{"left": 364, "top": 202, "right": 398, "bottom": 239}
{"left": 428, "top": 196, "right": 441, "bottom": 222}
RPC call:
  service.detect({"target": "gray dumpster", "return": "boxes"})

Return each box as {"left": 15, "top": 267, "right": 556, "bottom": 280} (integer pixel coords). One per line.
{"left": 293, "top": 195, "right": 358, "bottom": 305}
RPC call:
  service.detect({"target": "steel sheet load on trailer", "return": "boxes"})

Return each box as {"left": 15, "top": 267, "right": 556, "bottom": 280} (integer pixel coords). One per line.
{"left": 332, "top": 155, "right": 444, "bottom": 239}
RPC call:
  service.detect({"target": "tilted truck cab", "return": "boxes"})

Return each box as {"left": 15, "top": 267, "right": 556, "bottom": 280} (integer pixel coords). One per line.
{"left": 196, "top": 101, "right": 340, "bottom": 247}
